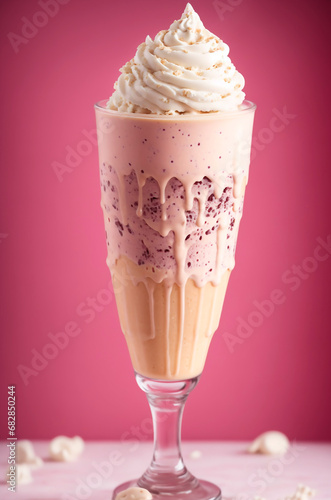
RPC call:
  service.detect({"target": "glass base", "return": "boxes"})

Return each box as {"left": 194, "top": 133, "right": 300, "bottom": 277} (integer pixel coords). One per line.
{"left": 111, "top": 374, "right": 222, "bottom": 499}
{"left": 112, "top": 478, "right": 221, "bottom": 500}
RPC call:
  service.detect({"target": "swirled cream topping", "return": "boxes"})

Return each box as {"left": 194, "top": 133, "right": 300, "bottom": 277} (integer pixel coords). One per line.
{"left": 108, "top": 3, "right": 245, "bottom": 114}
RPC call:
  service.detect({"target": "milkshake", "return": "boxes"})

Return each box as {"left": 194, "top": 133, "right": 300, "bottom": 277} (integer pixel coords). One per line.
{"left": 95, "top": 105, "right": 254, "bottom": 380}
{"left": 96, "top": 4, "right": 255, "bottom": 381}
{"left": 95, "top": 4, "right": 256, "bottom": 498}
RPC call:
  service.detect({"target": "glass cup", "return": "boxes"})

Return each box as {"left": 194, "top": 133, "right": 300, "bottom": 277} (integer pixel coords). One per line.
{"left": 95, "top": 100, "right": 256, "bottom": 499}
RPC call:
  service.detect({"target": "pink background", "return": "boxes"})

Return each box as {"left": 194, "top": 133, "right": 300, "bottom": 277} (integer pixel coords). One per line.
{"left": 0, "top": 0, "right": 330, "bottom": 442}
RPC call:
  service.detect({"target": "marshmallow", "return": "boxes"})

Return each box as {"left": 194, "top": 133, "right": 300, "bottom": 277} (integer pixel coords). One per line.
{"left": 6, "top": 464, "right": 32, "bottom": 485}
{"left": 115, "top": 487, "right": 153, "bottom": 500}
{"left": 253, "top": 484, "right": 316, "bottom": 500}
{"left": 49, "top": 436, "right": 84, "bottom": 462}
{"left": 285, "top": 484, "right": 316, "bottom": 500}
{"left": 248, "top": 431, "right": 290, "bottom": 455}
{"left": 16, "top": 440, "right": 43, "bottom": 468}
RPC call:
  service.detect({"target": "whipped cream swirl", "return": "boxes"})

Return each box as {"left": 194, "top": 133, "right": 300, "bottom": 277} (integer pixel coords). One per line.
{"left": 108, "top": 3, "right": 245, "bottom": 114}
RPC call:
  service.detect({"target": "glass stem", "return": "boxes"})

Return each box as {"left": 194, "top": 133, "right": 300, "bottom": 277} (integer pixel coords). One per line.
{"left": 136, "top": 374, "right": 199, "bottom": 493}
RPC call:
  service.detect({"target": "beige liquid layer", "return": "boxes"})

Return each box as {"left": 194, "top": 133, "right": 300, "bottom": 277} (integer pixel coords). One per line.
{"left": 112, "top": 256, "right": 230, "bottom": 380}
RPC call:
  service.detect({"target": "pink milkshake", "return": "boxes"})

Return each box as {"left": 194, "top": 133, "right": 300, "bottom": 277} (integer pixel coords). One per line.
{"left": 96, "top": 4, "right": 255, "bottom": 382}
{"left": 96, "top": 103, "right": 255, "bottom": 380}
{"left": 95, "top": 4, "right": 256, "bottom": 498}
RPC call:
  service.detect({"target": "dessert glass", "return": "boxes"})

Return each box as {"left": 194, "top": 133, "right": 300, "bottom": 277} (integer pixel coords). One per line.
{"left": 95, "top": 99, "right": 256, "bottom": 499}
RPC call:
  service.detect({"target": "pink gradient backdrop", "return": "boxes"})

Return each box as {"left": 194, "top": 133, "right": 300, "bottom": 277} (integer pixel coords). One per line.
{"left": 0, "top": 0, "right": 330, "bottom": 442}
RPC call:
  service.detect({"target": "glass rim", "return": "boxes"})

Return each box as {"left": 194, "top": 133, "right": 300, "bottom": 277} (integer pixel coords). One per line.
{"left": 94, "top": 99, "right": 256, "bottom": 120}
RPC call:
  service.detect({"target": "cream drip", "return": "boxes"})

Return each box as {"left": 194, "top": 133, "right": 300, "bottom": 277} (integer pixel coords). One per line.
{"left": 98, "top": 107, "right": 255, "bottom": 291}
{"left": 104, "top": 167, "right": 244, "bottom": 288}
{"left": 190, "top": 285, "right": 204, "bottom": 370}
{"left": 175, "top": 285, "right": 186, "bottom": 376}
{"left": 164, "top": 285, "right": 172, "bottom": 374}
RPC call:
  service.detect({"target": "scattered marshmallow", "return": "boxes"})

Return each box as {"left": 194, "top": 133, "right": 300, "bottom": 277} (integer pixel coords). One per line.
{"left": 16, "top": 440, "right": 43, "bottom": 468}
{"left": 190, "top": 450, "right": 202, "bottom": 459}
{"left": 252, "top": 484, "right": 316, "bottom": 500}
{"left": 248, "top": 431, "right": 290, "bottom": 455}
{"left": 284, "top": 484, "right": 316, "bottom": 500}
{"left": 6, "top": 464, "right": 33, "bottom": 485}
{"left": 49, "top": 436, "right": 84, "bottom": 462}
{"left": 115, "top": 487, "right": 153, "bottom": 500}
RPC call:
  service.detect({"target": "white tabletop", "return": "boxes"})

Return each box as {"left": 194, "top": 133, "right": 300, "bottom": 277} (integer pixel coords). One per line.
{"left": 0, "top": 441, "right": 330, "bottom": 499}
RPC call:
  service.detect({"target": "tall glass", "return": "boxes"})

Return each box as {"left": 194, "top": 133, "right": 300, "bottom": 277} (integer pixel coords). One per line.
{"left": 95, "top": 100, "right": 256, "bottom": 499}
